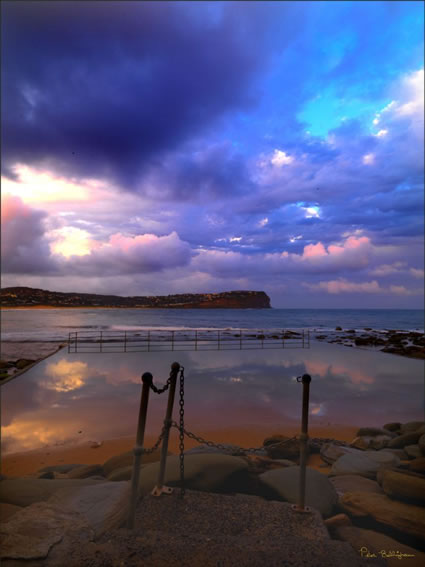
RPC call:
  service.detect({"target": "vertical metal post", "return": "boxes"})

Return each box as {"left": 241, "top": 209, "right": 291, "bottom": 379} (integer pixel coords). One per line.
{"left": 152, "top": 362, "right": 180, "bottom": 496}
{"left": 127, "top": 372, "right": 153, "bottom": 529}
{"left": 293, "top": 374, "right": 312, "bottom": 513}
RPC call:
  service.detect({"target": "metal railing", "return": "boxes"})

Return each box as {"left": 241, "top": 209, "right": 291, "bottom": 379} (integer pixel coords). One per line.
{"left": 126, "top": 361, "right": 313, "bottom": 529}
{"left": 68, "top": 328, "right": 310, "bottom": 353}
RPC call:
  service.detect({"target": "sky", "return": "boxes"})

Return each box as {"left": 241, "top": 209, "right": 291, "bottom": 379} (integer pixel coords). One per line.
{"left": 1, "top": 0, "right": 424, "bottom": 308}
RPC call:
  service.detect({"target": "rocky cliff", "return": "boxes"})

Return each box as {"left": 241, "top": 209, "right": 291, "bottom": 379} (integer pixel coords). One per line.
{"left": 0, "top": 287, "right": 271, "bottom": 309}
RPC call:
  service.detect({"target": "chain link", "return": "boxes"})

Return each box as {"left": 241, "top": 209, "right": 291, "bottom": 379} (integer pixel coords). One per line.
{"left": 149, "top": 376, "right": 172, "bottom": 395}
{"left": 178, "top": 367, "right": 185, "bottom": 498}
{"left": 169, "top": 421, "right": 299, "bottom": 455}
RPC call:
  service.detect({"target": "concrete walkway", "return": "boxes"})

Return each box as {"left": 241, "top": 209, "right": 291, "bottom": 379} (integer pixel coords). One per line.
{"left": 4, "top": 489, "right": 386, "bottom": 567}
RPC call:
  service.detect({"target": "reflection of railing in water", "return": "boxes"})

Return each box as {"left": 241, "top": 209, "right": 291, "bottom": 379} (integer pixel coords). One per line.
{"left": 68, "top": 328, "right": 310, "bottom": 353}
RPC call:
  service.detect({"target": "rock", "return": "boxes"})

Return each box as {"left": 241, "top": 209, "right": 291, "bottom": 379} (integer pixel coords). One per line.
{"left": 262, "top": 435, "right": 301, "bottom": 459}
{"left": 383, "top": 422, "right": 401, "bottom": 433}
{"left": 350, "top": 435, "right": 392, "bottom": 450}
{"left": 48, "top": 481, "right": 130, "bottom": 536}
{"left": 0, "top": 360, "right": 13, "bottom": 369}
{"left": 329, "top": 475, "right": 383, "bottom": 496}
{"left": 334, "top": 526, "right": 425, "bottom": 567}
{"left": 90, "top": 441, "right": 103, "bottom": 449}
{"left": 0, "top": 503, "right": 87, "bottom": 560}
{"left": 259, "top": 466, "right": 338, "bottom": 518}
{"left": 379, "top": 469, "right": 425, "bottom": 505}
{"left": 14, "top": 358, "right": 36, "bottom": 369}
{"left": 324, "top": 513, "right": 352, "bottom": 531}
{"left": 138, "top": 454, "right": 249, "bottom": 496}
{"left": 355, "top": 427, "right": 396, "bottom": 438}
{"left": 242, "top": 455, "right": 292, "bottom": 475}
{"left": 330, "top": 451, "right": 399, "bottom": 479}
{"left": 320, "top": 443, "right": 360, "bottom": 465}
{"left": 335, "top": 326, "right": 342, "bottom": 331}
{"left": 381, "top": 448, "right": 408, "bottom": 460}
{"left": 0, "top": 502, "right": 23, "bottom": 523}
{"left": 38, "top": 464, "right": 84, "bottom": 474}
{"left": 400, "top": 421, "right": 425, "bottom": 434}
{"left": 102, "top": 448, "right": 162, "bottom": 478}
{"left": 107, "top": 466, "right": 132, "bottom": 482}
{"left": 38, "top": 471, "right": 55, "bottom": 479}
{"left": 404, "top": 445, "right": 423, "bottom": 459}
{"left": 67, "top": 464, "right": 104, "bottom": 479}
{"left": 409, "top": 457, "right": 425, "bottom": 474}
{"left": 339, "top": 491, "right": 425, "bottom": 542}
{"left": 418, "top": 434, "right": 425, "bottom": 455}
{"left": 387, "top": 432, "right": 422, "bottom": 448}
{"left": 0, "top": 479, "right": 105, "bottom": 507}
{"left": 184, "top": 443, "right": 246, "bottom": 456}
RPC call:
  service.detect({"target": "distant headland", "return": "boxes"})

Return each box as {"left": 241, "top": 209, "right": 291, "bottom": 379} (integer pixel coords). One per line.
{"left": 0, "top": 287, "right": 271, "bottom": 309}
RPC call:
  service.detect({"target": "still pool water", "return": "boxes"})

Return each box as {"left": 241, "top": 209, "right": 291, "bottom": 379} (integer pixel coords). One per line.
{"left": 2, "top": 340, "right": 424, "bottom": 456}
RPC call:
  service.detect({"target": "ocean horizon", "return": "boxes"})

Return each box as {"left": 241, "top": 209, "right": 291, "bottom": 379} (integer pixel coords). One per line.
{"left": 1, "top": 307, "right": 424, "bottom": 343}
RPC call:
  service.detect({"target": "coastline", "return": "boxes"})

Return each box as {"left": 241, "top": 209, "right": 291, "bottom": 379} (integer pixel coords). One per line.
{"left": 1, "top": 424, "right": 358, "bottom": 477}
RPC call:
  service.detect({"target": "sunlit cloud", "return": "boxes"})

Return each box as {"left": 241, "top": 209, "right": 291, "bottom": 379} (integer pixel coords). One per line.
{"left": 49, "top": 226, "right": 95, "bottom": 257}
{"left": 271, "top": 149, "right": 294, "bottom": 167}
{"left": 362, "top": 153, "right": 375, "bottom": 165}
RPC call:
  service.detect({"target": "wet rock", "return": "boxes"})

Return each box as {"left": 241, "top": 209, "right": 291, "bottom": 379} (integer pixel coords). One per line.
{"left": 38, "top": 471, "right": 55, "bottom": 479}
{"left": 408, "top": 457, "right": 425, "bottom": 474}
{"left": 102, "top": 448, "right": 163, "bottom": 478}
{"left": 324, "top": 513, "right": 352, "bottom": 530}
{"left": 339, "top": 491, "right": 425, "bottom": 543}
{"left": 262, "top": 435, "right": 301, "bottom": 459}
{"left": 38, "top": 464, "right": 84, "bottom": 475}
{"left": 259, "top": 466, "right": 338, "bottom": 518}
{"left": 383, "top": 422, "right": 402, "bottom": 433}
{"left": 138, "top": 454, "right": 249, "bottom": 496}
{"left": 330, "top": 451, "right": 399, "bottom": 479}
{"left": 185, "top": 443, "right": 246, "bottom": 456}
{"left": 350, "top": 435, "right": 392, "bottom": 450}
{"left": 355, "top": 427, "right": 396, "bottom": 438}
{"left": 15, "top": 358, "right": 36, "bottom": 369}
{"left": 335, "top": 326, "right": 342, "bottom": 331}
{"left": 107, "top": 466, "right": 133, "bottom": 482}
{"left": 334, "top": 526, "right": 425, "bottom": 567}
{"left": 381, "top": 448, "right": 408, "bottom": 460}
{"left": 379, "top": 469, "right": 425, "bottom": 505}
{"left": 405, "top": 445, "right": 422, "bottom": 459}
{"left": 387, "top": 432, "right": 422, "bottom": 448}
{"left": 401, "top": 423, "right": 425, "bottom": 434}
{"left": 320, "top": 444, "right": 363, "bottom": 465}
{"left": 329, "top": 475, "right": 383, "bottom": 496}
{"left": 67, "top": 464, "right": 104, "bottom": 479}
{"left": 418, "top": 434, "right": 425, "bottom": 455}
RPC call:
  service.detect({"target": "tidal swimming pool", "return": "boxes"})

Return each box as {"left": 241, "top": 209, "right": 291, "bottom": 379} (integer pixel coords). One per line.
{"left": 2, "top": 340, "right": 424, "bottom": 455}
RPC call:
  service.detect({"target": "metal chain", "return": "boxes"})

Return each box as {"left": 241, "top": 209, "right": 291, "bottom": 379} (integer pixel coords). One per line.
{"left": 170, "top": 421, "right": 298, "bottom": 455}
{"left": 149, "top": 366, "right": 176, "bottom": 394}
{"left": 139, "top": 424, "right": 168, "bottom": 455}
{"left": 178, "top": 367, "right": 185, "bottom": 498}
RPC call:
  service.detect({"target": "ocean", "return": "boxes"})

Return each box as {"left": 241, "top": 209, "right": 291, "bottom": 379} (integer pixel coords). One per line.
{"left": 2, "top": 307, "right": 424, "bottom": 455}
{"left": 1, "top": 308, "right": 424, "bottom": 342}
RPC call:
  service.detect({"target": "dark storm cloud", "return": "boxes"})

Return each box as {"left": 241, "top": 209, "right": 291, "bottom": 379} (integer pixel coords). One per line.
{"left": 1, "top": 1, "right": 299, "bottom": 189}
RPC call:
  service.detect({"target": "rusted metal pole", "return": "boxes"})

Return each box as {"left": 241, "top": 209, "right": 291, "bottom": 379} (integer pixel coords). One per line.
{"left": 127, "top": 371, "right": 152, "bottom": 529}
{"left": 152, "top": 362, "right": 180, "bottom": 496}
{"left": 293, "top": 373, "right": 312, "bottom": 513}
